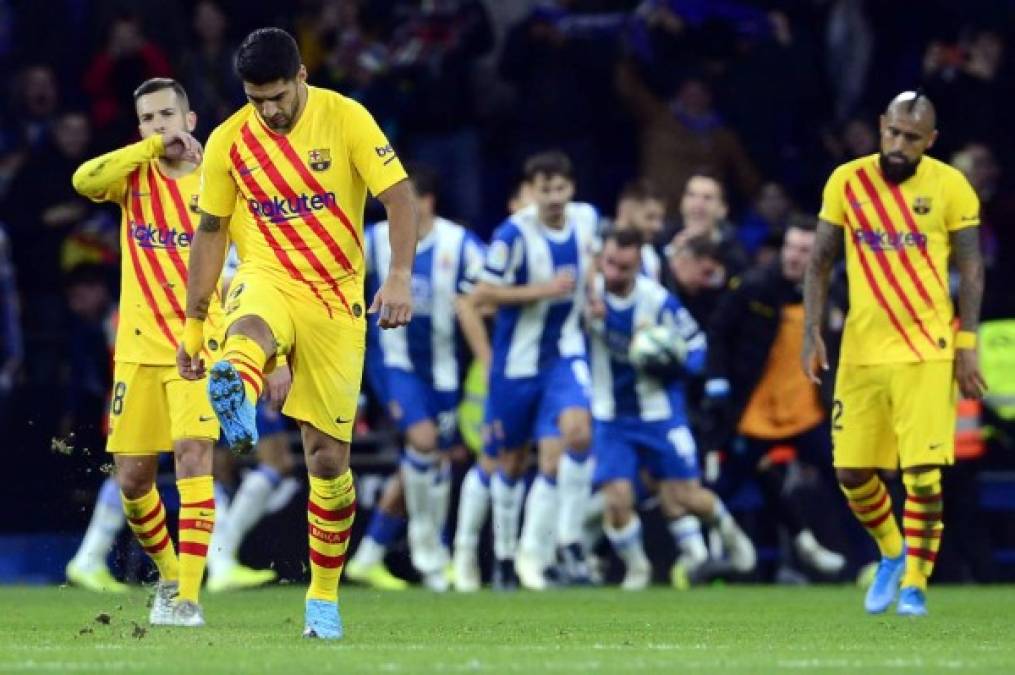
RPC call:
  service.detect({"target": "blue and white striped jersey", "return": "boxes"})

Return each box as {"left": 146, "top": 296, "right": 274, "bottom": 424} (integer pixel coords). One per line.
{"left": 365, "top": 217, "right": 485, "bottom": 391}
{"left": 587, "top": 274, "right": 706, "bottom": 422}
{"left": 481, "top": 202, "right": 600, "bottom": 379}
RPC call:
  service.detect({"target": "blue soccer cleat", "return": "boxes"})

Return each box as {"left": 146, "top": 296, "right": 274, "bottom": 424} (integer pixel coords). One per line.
{"left": 303, "top": 599, "right": 344, "bottom": 640}
{"left": 896, "top": 586, "right": 928, "bottom": 617}
{"left": 207, "top": 361, "right": 258, "bottom": 454}
{"left": 864, "top": 550, "right": 906, "bottom": 614}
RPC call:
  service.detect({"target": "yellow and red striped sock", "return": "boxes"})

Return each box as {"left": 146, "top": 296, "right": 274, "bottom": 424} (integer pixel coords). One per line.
{"left": 841, "top": 475, "right": 904, "bottom": 559}
{"left": 176, "top": 476, "right": 215, "bottom": 603}
{"left": 901, "top": 469, "right": 944, "bottom": 591}
{"left": 306, "top": 471, "right": 356, "bottom": 602}
{"left": 221, "top": 334, "right": 267, "bottom": 403}
{"left": 122, "top": 486, "right": 178, "bottom": 581}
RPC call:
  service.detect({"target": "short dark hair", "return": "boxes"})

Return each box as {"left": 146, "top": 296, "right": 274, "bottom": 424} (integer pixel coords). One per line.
{"left": 133, "top": 78, "right": 189, "bottom": 111}
{"left": 235, "top": 28, "right": 301, "bottom": 85}
{"left": 523, "top": 150, "right": 573, "bottom": 182}
{"left": 619, "top": 177, "right": 662, "bottom": 203}
{"left": 604, "top": 227, "right": 644, "bottom": 251}
{"left": 679, "top": 232, "right": 721, "bottom": 261}
{"left": 786, "top": 213, "right": 817, "bottom": 233}
{"left": 405, "top": 162, "right": 440, "bottom": 200}
{"left": 684, "top": 169, "right": 726, "bottom": 203}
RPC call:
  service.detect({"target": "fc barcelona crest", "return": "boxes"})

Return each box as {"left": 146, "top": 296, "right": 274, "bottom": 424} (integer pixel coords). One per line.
{"left": 913, "top": 196, "right": 932, "bottom": 215}
{"left": 189, "top": 194, "right": 200, "bottom": 214}
{"left": 308, "top": 148, "right": 331, "bottom": 172}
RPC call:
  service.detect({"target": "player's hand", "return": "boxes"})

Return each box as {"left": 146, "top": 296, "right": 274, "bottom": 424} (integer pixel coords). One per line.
{"left": 369, "top": 269, "right": 413, "bottom": 329}
{"left": 177, "top": 343, "right": 206, "bottom": 381}
{"left": 955, "top": 348, "right": 987, "bottom": 400}
{"left": 802, "top": 327, "right": 829, "bottom": 385}
{"left": 544, "top": 271, "right": 576, "bottom": 299}
{"left": 161, "top": 131, "right": 203, "bottom": 164}
{"left": 264, "top": 364, "right": 292, "bottom": 411}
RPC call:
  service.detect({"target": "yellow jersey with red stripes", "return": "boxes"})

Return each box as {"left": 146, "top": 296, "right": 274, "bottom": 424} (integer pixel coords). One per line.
{"left": 819, "top": 153, "right": 980, "bottom": 365}
{"left": 72, "top": 134, "right": 224, "bottom": 365}
{"left": 199, "top": 86, "right": 407, "bottom": 319}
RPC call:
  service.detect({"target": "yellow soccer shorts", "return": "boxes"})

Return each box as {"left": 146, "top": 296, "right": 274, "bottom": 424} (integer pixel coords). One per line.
{"left": 831, "top": 360, "right": 957, "bottom": 470}
{"left": 224, "top": 268, "right": 365, "bottom": 442}
{"left": 106, "top": 363, "right": 219, "bottom": 454}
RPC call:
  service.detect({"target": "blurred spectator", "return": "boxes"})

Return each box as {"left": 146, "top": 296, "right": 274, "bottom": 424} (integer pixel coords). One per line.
{"left": 825, "top": 0, "right": 873, "bottom": 123}
{"left": 663, "top": 232, "right": 725, "bottom": 327}
{"left": 0, "top": 220, "right": 20, "bottom": 429}
{"left": 500, "top": 1, "right": 623, "bottom": 203}
{"left": 82, "top": 12, "right": 172, "bottom": 147}
{"left": 179, "top": 0, "right": 245, "bottom": 132}
{"left": 3, "top": 111, "right": 96, "bottom": 321}
{"left": 391, "top": 0, "right": 493, "bottom": 226}
{"left": 661, "top": 172, "right": 748, "bottom": 278}
{"left": 615, "top": 59, "right": 760, "bottom": 215}
{"left": 738, "top": 182, "right": 796, "bottom": 264}
{"left": 951, "top": 142, "right": 1015, "bottom": 319}
{"left": 0, "top": 64, "right": 60, "bottom": 196}
{"left": 923, "top": 27, "right": 1012, "bottom": 158}
{"left": 60, "top": 264, "right": 114, "bottom": 453}
{"left": 704, "top": 220, "right": 845, "bottom": 578}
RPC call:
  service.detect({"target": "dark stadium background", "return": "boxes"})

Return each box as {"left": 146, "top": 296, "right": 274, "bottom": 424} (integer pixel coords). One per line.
{"left": 0, "top": 0, "right": 1014, "bottom": 585}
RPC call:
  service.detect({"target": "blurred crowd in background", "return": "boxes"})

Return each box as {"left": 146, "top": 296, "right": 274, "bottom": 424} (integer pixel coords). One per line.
{"left": 0, "top": 0, "right": 1014, "bottom": 583}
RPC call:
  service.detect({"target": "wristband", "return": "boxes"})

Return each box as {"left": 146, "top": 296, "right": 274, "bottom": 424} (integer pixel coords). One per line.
{"left": 183, "top": 318, "right": 205, "bottom": 357}
{"left": 955, "top": 330, "right": 977, "bottom": 350}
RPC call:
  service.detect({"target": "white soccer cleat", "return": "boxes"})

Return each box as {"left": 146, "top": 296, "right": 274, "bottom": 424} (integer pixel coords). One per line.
{"left": 794, "top": 530, "right": 846, "bottom": 575}
{"left": 453, "top": 548, "right": 481, "bottom": 592}
{"left": 148, "top": 580, "right": 178, "bottom": 626}
{"left": 515, "top": 550, "right": 549, "bottom": 591}
{"left": 620, "top": 560, "right": 651, "bottom": 591}
{"left": 724, "top": 525, "right": 757, "bottom": 573}
{"left": 168, "top": 599, "right": 205, "bottom": 627}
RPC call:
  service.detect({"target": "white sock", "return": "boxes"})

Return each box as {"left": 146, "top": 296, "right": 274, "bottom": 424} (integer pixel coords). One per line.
{"left": 350, "top": 536, "right": 386, "bottom": 568}
{"left": 454, "top": 464, "right": 490, "bottom": 553}
{"left": 604, "top": 515, "right": 650, "bottom": 570}
{"left": 519, "top": 473, "right": 558, "bottom": 564}
{"left": 705, "top": 497, "right": 741, "bottom": 546}
{"left": 220, "top": 467, "right": 276, "bottom": 564}
{"left": 265, "top": 476, "right": 301, "bottom": 514}
{"left": 431, "top": 461, "right": 452, "bottom": 544}
{"left": 557, "top": 451, "right": 593, "bottom": 547}
{"left": 71, "top": 478, "right": 124, "bottom": 571}
{"left": 669, "top": 515, "right": 708, "bottom": 567}
{"left": 207, "top": 481, "right": 233, "bottom": 575}
{"left": 401, "top": 446, "right": 438, "bottom": 525}
{"left": 582, "top": 490, "right": 606, "bottom": 554}
{"left": 491, "top": 471, "right": 524, "bottom": 561}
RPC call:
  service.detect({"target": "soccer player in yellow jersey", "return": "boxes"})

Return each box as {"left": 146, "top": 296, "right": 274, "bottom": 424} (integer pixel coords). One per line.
{"left": 72, "top": 78, "right": 225, "bottom": 627}
{"left": 803, "top": 92, "right": 987, "bottom": 617}
{"left": 178, "top": 28, "right": 417, "bottom": 640}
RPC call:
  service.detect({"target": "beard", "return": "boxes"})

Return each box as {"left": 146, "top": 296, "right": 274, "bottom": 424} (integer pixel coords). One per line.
{"left": 879, "top": 153, "right": 919, "bottom": 184}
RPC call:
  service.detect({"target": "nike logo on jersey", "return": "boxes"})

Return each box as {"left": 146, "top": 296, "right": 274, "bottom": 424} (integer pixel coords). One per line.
{"left": 131, "top": 191, "right": 150, "bottom": 197}
{"left": 929, "top": 442, "right": 943, "bottom": 450}
{"left": 335, "top": 416, "right": 352, "bottom": 424}
{"left": 199, "top": 415, "right": 215, "bottom": 422}
{"left": 237, "top": 165, "right": 259, "bottom": 176}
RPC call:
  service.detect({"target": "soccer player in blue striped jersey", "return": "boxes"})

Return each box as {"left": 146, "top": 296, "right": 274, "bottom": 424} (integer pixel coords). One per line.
{"left": 473, "top": 151, "right": 599, "bottom": 589}
{"left": 364, "top": 164, "right": 486, "bottom": 590}
{"left": 587, "top": 228, "right": 756, "bottom": 588}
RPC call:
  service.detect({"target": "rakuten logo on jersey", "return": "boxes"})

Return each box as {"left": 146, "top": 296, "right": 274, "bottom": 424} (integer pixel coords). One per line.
{"left": 852, "top": 230, "right": 928, "bottom": 252}
{"left": 247, "top": 192, "right": 337, "bottom": 221}
{"left": 130, "top": 221, "right": 192, "bottom": 249}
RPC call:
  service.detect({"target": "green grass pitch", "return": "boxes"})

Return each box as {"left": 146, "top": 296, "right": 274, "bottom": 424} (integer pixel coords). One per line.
{"left": 2, "top": 585, "right": 1014, "bottom": 673}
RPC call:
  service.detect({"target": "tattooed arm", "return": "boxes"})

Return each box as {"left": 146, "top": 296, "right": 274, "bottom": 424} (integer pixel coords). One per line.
{"left": 951, "top": 226, "right": 987, "bottom": 399}
{"left": 801, "top": 218, "right": 843, "bottom": 383}
{"left": 178, "top": 212, "right": 228, "bottom": 380}
{"left": 186, "top": 212, "right": 228, "bottom": 320}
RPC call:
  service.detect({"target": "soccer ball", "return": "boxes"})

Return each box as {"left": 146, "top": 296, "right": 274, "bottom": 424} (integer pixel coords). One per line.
{"left": 628, "top": 324, "right": 687, "bottom": 370}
